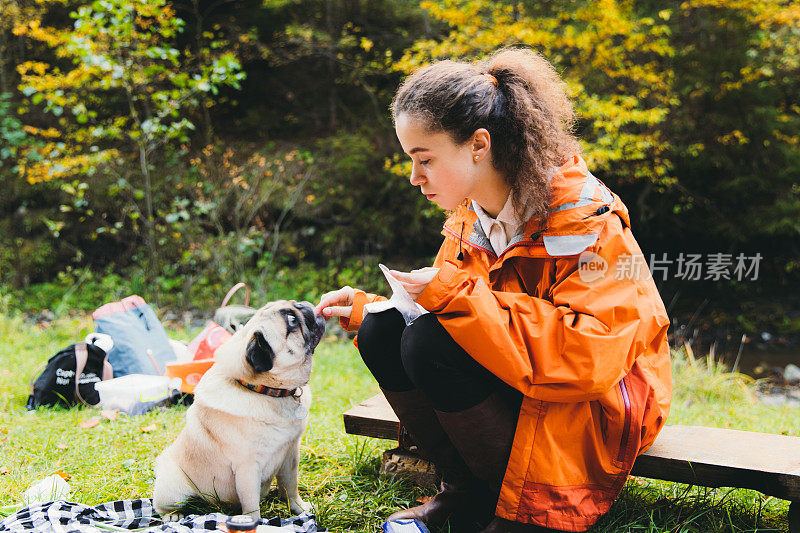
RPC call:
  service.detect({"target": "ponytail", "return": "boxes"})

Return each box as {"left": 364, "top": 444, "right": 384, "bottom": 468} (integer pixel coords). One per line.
{"left": 392, "top": 47, "right": 580, "bottom": 219}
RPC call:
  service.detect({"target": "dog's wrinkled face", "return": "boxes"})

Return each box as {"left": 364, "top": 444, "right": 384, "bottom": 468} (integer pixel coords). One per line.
{"left": 239, "top": 300, "right": 326, "bottom": 386}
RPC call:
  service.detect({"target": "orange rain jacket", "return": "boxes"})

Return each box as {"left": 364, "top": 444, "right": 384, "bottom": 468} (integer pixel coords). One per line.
{"left": 342, "top": 155, "right": 672, "bottom": 531}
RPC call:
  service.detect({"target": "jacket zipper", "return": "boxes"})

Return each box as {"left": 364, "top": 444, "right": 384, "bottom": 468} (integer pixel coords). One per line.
{"left": 499, "top": 239, "right": 544, "bottom": 259}
{"left": 443, "top": 226, "right": 545, "bottom": 259}
{"left": 444, "top": 226, "right": 497, "bottom": 258}
{"left": 616, "top": 378, "right": 632, "bottom": 463}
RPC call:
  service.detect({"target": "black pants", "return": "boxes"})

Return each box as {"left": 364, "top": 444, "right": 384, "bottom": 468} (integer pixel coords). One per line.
{"left": 357, "top": 309, "right": 521, "bottom": 413}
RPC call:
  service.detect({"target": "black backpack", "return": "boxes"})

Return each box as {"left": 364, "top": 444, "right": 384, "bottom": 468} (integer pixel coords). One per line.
{"left": 26, "top": 342, "right": 113, "bottom": 409}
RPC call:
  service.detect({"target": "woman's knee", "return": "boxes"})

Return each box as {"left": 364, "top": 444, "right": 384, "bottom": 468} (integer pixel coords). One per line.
{"left": 401, "top": 313, "right": 509, "bottom": 411}
{"left": 400, "top": 314, "right": 451, "bottom": 384}
{"left": 357, "top": 309, "right": 404, "bottom": 364}
{"left": 356, "top": 309, "right": 413, "bottom": 391}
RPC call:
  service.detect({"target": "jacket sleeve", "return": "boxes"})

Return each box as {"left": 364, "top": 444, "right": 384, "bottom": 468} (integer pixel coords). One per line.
{"left": 339, "top": 289, "right": 387, "bottom": 332}
{"left": 340, "top": 234, "right": 457, "bottom": 334}
{"left": 416, "top": 222, "right": 659, "bottom": 403}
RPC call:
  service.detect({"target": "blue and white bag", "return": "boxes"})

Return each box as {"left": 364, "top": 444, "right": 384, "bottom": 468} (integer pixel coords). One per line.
{"left": 93, "top": 295, "right": 175, "bottom": 377}
{"left": 382, "top": 519, "right": 431, "bottom": 533}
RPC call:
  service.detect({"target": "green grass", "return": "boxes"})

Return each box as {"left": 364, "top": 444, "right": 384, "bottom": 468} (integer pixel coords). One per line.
{"left": 0, "top": 313, "right": 797, "bottom": 532}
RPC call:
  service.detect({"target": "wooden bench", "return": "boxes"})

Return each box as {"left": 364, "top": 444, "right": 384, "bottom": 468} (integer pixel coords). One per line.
{"left": 344, "top": 393, "right": 800, "bottom": 531}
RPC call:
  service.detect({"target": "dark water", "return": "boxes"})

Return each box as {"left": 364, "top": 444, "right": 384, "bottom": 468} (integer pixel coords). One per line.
{"left": 674, "top": 329, "right": 800, "bottom": 378}
{"left": 736, "top": 347, "right": 800, "bottom": 378}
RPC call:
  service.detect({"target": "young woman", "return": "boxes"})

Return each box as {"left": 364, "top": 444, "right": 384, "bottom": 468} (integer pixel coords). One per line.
{"left": 316, "top": 48, "right": 672, "bottom": 533}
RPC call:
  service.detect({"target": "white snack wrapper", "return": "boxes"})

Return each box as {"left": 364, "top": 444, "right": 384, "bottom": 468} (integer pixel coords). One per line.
{"left": 22, "top": 475, "right": 70, "bottom": 505}
{"left": 84, "top": 332, "right": 114, "bottom": 354}
{"left": 363, "top": 264, "right": 429, "bottom": 325}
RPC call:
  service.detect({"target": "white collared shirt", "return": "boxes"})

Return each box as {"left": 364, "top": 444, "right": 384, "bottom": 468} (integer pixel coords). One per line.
{"left": 472, "top": 193, "right": 534, "bottom": 254}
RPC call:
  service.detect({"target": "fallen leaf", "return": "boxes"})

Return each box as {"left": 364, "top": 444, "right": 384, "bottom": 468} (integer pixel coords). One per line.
{"left": 78, "top": 417, "right": 101, "bottom": 429}
{"left": 56, "top": 444, "right": 68, "bottom": 449}
{"left": 1, "top": 429, "right": 8, "bottom": 434}
{"left": 0, "top": 467, "right": 9, "bottom": 475}
{"left": 415, "top": 495, "right": 432, "bottom": 504}
{"left": 140, "top": 424, "right": 157, "bottom": 433}
{"left": 100, "top": 410, "right": 118, "bottom": 422}
{"left": 54, "top": 470, "right": 71, "bottom": 481}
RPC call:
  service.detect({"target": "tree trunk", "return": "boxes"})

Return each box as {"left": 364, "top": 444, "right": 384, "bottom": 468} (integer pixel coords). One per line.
{"left": 636, "top": 181, "right": 654, "bottom": 227}
{"left": 326, "top": 0, "right": 338, "bottom": 132}
{"left": 139, "top": 140, "right": 157, "bottom": 293}
{"left": 191, "top": 0, "right": 213, "bottom": 146}
{"left": 0, "top": 36, "right": 8, "bottom": 95}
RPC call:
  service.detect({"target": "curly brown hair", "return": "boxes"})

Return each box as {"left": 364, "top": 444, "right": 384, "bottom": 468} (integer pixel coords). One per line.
{"left": 391, "top": 47, "right": 581, "bottom": 220}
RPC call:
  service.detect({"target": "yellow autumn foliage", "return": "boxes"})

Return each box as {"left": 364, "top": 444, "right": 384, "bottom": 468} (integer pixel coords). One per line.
{"left": 397, "top": 0, "right": 677, "bottom": 184}
{"left": 18, "top": 145, "right": 118, "bottom": 185}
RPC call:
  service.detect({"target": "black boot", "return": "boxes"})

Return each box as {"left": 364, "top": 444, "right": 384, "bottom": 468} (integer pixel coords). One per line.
{"left": 382, "top": 388, "right": 488, "bottom": 528}
{"left": 435, "top": 391, "right": 518, "bottom": 493}
{"left": 434, "top": 391, "right": 527, "bottom": 530}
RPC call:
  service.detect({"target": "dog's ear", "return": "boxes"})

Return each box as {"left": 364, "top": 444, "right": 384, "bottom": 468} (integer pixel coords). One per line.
{"left": 245, "top": 331, "right": 274, "bottom": 373}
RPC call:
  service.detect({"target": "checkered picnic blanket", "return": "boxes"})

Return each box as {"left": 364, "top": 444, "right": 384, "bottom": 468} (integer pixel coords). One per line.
{"left": 0, "top": 499, "right": 325, "bottom": 532}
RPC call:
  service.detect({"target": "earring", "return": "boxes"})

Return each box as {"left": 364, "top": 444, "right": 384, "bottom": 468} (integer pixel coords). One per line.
{"left": 474, "top": 155, "right": 479, "bottom": 161}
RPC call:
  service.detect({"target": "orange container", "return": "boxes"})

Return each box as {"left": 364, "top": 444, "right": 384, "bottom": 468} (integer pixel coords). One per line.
{"left": 165, "top": 359, "right": 215, "bottom": 394}
{"left": 187, "top": 323, "right": 232, "bottom": 360}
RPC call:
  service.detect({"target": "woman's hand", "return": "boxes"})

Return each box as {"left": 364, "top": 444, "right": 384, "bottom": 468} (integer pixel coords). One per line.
{"left": 388, "top": 267, "right": 439, "bottom": 301}
{"left": 315, "top": 286, "right": 356, "bottom": 319}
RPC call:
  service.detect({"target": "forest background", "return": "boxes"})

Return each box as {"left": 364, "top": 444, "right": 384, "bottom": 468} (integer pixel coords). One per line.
{"left": 1, "top": 0, "right": 799, "bottom": 342}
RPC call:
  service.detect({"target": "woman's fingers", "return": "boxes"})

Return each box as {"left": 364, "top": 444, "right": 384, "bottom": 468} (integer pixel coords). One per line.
{"left": 321, "top": 305, "right": 352, "bottom": 319}
{"left": 387, "top": 268, "right": 439, "bottom": 301}
{"left": 388, "top": 269, "right": 410, "bottom": 279}
{"left": 388, "top": 269, "right": 419, "bottom": 282}
{"left": 389, "top": 268, "right": 439, "bottom": 284}
{"left": 315, "top": 286, "right": 354, "bottom": 316}
{"left": 396, "top": 280, "right": 418, "bottom": 292}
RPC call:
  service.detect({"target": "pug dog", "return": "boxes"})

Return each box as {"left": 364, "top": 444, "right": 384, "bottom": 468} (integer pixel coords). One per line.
{"left": 153, "top": 300, "right": 326, "bottom": 518}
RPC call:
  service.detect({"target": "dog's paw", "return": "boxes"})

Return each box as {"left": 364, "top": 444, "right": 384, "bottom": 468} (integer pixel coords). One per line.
{"left": 288, "top": 498, "right": 314, "bottom": 515}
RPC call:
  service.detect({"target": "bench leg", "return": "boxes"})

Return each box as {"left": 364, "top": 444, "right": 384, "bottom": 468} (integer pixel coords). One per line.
{"left": 790, "top": 501, "right": 799, "bottom": 533}
{"left": 381, "top": 447, "right": 438, "bottom": 490}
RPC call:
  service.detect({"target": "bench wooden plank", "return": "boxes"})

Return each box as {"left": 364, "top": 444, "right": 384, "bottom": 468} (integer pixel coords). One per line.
{"left": 631, "top": 425, "right": 800, "bottom": 501}
{"left": 343, "top": 393, "right": 400, "bottom": 441}
{"left": 344, "top": 393, "right": 800, "bottom": 502}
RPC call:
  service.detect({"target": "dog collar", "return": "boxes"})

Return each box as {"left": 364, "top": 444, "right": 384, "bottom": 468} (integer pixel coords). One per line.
{"left": 236, "top": 379, "right": 299, "bottom": 398}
